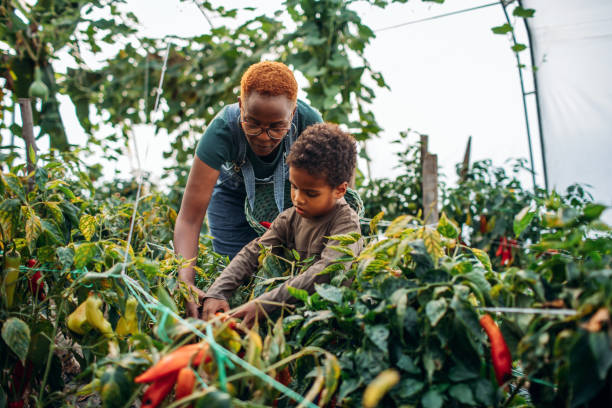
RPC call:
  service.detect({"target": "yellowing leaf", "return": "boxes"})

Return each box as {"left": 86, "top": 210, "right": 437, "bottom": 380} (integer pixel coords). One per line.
{"left": 370, "top": 211, "right": 384, "bottom": 234}
{"left": 23, "top": 206, "right": 42, "bottom": 248}
{"left": 74, "top": 242, "right": 98, "bottom": 269}
{"left": 420, "top": 227, "right": 444, "bottom": 265}
{"left": 79, "top": 214, "right": 96, "bottom": 241}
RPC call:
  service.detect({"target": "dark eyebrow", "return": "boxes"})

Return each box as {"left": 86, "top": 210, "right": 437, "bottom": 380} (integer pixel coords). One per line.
{"left": 245, "top": 115, "right": 261, "bottom": 124}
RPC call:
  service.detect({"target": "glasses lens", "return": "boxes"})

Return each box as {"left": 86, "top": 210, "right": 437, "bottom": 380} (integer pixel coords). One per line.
{"left": 268, "top": 127, "right": 290, "bottom": 139}
{"left": 243, "top": 123, "right": 262, "bottom": 137}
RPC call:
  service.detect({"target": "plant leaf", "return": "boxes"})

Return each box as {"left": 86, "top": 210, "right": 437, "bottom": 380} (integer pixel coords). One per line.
{"left": 74, "top": 242, "right": 98, "bottom": 268}
{"left": 1, "top": 318, "right": 31, "bottom": 365}
{"left": 513, "top": 206, "right": 536, "bottom": 237}
{"left": 370, "top": 211, "right": 384, "bottom": 234}
{"left": 287, "top": 286, "right": 309, "bottom": 302}
{"left": 513, "top": 6, "right": 535, "bottom": 18}
{"left": 469, "top": 247, "right": 492, "bottom": 273}
{"left": 491, "top": 23, "right": 513, "bottom": 35}
{"left": 79, "top": 214, "right": 96, "bottom": 241}
{"left": 437, "top": 212, "right": 459, "bottom": 239}
{"left": 315, "top": 283, "right": 343, "bottom": 304}
{"left": 426, "top": 298, "right": 448, "bottom": 327}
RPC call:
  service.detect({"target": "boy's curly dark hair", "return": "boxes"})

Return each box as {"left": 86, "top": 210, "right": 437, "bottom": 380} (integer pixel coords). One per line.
{"left": 286, "top": 123, "right": 357, "bottom": 188}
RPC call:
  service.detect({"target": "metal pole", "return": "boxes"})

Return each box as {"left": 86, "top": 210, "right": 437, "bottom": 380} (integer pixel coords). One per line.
{"left": 519, "top": 0, "right": 549, "bottom": 192}
{"left": 499, "top": 1, "right": 537, "bottom": 191}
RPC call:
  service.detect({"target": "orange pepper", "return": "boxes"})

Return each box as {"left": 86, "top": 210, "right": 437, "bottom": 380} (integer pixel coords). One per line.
{"left": 174, "top": 367, "right": 196, "bottom": 402}
{"left": 141, "top": 371, "right": 178, "bottom": 408}
{"left": 135, "top": 343, "right": 209, "bottom": 384}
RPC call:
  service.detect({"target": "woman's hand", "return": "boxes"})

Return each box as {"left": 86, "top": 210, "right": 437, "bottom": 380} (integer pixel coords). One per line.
{"left": 201, "top": 297, "right": 230, "bottom": 321}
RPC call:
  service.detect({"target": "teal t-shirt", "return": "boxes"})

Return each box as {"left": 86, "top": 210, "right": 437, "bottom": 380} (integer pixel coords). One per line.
{"left": 196, "top": 99, "right": 322, "bottom": 179}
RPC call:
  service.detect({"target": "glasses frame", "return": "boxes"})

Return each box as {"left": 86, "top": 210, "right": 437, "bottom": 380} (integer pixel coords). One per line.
{"left": 240, "top": 108, "right": 294, "bottom": 141}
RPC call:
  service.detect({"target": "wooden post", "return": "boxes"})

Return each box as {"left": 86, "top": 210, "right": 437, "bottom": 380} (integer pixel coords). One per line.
{"left": 18, "top": 98, "right": 37, "bottom": 190}
{"left": 422, "top": 152, "right": 438, "bottom": 224}
{"left": 459, "top": 136, "right": 472, "bottom": 182}
{"left": 420, "top": 134, "right": 439, "bottom": 224}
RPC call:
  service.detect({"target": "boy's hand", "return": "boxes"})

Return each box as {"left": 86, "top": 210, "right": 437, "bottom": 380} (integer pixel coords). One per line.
{"left": 230, "top": 301, "right": 264, "bottom": 329}
{"left": 184, "top": 285, "right": 207, "bottom": 319}
{"left": 201, "top": 297, "right": 230, "bottom": 321}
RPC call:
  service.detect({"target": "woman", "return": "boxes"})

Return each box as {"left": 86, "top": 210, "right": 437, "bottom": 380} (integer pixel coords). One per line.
{"left": 174, "top": 61, "right": 323, "bottom": 318}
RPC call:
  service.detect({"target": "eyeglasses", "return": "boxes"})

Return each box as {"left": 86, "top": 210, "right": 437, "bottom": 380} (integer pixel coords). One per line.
{"left": 240, "top": 120, "right": 292, "bottom": 141}
{"left": 240, "top": 109, "right": 293, "bottom": 141}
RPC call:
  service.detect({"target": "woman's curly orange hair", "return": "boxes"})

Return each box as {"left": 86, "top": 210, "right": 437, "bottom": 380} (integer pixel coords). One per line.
{"left": 240, "top": 61, "right": 298, "bottom": 103}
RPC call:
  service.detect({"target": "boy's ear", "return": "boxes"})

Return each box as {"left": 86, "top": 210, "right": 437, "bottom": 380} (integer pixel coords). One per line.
{"left": 334, "top": 181, "right": 348, "bottom": 199}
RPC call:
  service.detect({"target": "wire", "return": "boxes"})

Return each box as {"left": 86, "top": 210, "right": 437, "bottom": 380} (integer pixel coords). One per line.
{"left": 374, "top": 1, "right": 500, "bottom": 33}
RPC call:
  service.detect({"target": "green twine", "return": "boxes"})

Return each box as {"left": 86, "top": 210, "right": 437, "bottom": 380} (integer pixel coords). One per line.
{"left": 205, "top": 324, "right": 235, "bottom": 393}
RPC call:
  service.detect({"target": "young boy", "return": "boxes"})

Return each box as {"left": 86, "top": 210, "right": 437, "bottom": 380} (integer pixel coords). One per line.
{"left": 201, "top": 123, "right": 362, "bottom": 327}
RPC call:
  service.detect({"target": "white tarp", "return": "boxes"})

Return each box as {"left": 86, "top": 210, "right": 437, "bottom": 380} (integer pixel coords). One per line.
{"left": 524, "top": 0, "right": 612, "bottom": 220}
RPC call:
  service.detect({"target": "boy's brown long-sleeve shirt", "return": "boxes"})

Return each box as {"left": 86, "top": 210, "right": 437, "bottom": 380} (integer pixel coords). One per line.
{"left": 204, "top": 198, "right": 362, "bottom": 312}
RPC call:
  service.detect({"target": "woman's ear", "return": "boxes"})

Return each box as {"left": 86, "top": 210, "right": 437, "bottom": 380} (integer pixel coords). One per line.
{"left": 334, "top": 181, "right": 348, "bottom": 199}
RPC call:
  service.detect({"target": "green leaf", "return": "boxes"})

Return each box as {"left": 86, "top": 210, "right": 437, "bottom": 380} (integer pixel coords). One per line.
{"left": 511, "top": 43, "right": 527, "bottom": 52}
{"left": 396, "top": 354, "right": 420, "bottom": 375}
{"left": 469, "top": 247, "right": 492, "bottom": 273}
{"left": 370, "top": 211, "right": 384, "bottom": 234}
{"left": 325, "top": 245, "right": 355, "bottom": 257}
{"left": 365, "top": 325, "right": 389, "bottom": 353}
{"left": 589, "top": 332, "right": 612, "bottom": 380}
{"left": 472, "top": 378, "right": 495, "bottom": 405}
{"left": 421, "top": 389, "right": 444, "bottom": 408}
{"left": 79, "top": 214, "right": 96, "bottom": 241}
{"left": 74, "top": 242, "right": 98, "bottom": 268}
{"left": 395, "top": 378, "right": 424, "bottom": 399}
{"left": 4, "top": 173, "right": 26, "bottom": 202}
{"left": 287, "top": 286, "right": 309, "bottom": 302}
{"left": 491, "top": 23, "right": 513, "bottom": 35}
{"left": 583, "top": 203, "right": 606, "bottom": 221}
{"left": 425, "top": 298, "right": 448, "bottom": 327}
{"left": 41, "top": 219, "right": 64, "bottom": 244}
{"left": 449, "top": 384, "right": 476, "bottom": 405}
{"left": 56, "top": 246, "right": 74, "bottom": 269}
{"left": 1, "top": 318, "right": 31, "bottom": 364}
{"left": 513, "top": 206, "right": 535, "bottom": 237}
{"left": 327, "top": 232, "right": 361, "bottom": 244}
{"left": 315, "top": 284, "right": 343, "bottom": 304}
{"left": 0, "top": 384, "right": 6, "bottom": 408}
{"left": 437, "top": 212, "right": 459, "bottom": 239}
{"left": 513, "top": 6, "right": 535, "bottom": 18}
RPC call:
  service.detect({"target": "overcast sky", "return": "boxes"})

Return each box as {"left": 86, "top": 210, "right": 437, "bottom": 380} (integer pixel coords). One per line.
{"left": 10, "top": 1, "right": 546, "bottom": 191}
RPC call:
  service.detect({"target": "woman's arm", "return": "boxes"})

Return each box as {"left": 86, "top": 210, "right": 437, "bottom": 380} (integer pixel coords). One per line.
{"left": 174, "top": 156, "right": 220, "bottom": 318}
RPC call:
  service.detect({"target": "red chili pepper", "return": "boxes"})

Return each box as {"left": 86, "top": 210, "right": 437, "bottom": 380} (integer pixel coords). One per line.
{"left": 479, "top": 215, "right": 487, "bottom": 234}
{"left": 141, "top": 371, "right": 179, "bottom": 408}
{"left": 275, "top": 366, "right": 292, "bottom": 387}
{"left": 496, "top": 237, "right": 514, "bottom": 266}
{"left": 480, "top": 314, "right": 512, "bottom": 385}
{"left": 10, "top": 361, "right": 33, "bottom": 399}
{"left": 135, "top": 343, "right": 210, "bottom": 383}
{"left": 8, "top": 401, "right": 24, "bottom": 408}
{"left": 259, "top": 221, "right": 271, "bottom": 229}
{"left": 28, "top": 270, "right": 45, "bottom": 301}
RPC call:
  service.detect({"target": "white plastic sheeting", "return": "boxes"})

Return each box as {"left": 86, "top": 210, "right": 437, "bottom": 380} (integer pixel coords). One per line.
{"left": 524, "top": 0, "right": 612, "bottom": 218}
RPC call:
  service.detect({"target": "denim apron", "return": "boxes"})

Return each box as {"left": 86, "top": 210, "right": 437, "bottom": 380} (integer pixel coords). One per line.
{"left": 207, "top": 103, "right": 299, "bottom": 258}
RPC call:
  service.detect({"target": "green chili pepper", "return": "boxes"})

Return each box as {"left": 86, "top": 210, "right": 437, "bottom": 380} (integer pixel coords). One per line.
{"left": 2, "top": 247, "right": 21, "bottom": 308}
